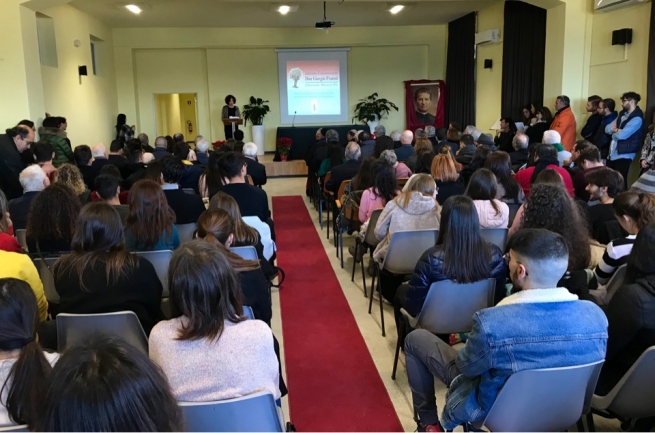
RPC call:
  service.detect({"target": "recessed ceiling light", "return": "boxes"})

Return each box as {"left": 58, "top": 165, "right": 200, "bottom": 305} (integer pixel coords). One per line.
{"left": 278, "top": 5, "right": 291, "bottom": 14}
{"left": 125, "top": 4, "right": 142, "bottom": 14}
{"left": 389, "top": 5, "right": 405, "bottom": 14}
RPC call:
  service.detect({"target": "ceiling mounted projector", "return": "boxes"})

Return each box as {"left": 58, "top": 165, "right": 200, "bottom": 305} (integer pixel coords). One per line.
{"left": 316, "top": 1, "right": 335, "bottom": 29}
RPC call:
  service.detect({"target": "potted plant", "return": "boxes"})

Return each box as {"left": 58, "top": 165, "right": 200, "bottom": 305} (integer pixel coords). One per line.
{"left": 212, "top": 140, "right": 226, "bottom": 151}
{"left": 352, "top": 93, "right": 399, "bottom": 133}
{"left": 242, "top": 96, "right": 270, "bottom": 156}
{"left": 276, "top": 137, "right": 293, "bottom": 161}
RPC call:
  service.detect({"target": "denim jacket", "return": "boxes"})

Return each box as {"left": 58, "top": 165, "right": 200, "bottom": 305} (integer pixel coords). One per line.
{"left": 441, "top": 288, "right": 608, "bottom": 430}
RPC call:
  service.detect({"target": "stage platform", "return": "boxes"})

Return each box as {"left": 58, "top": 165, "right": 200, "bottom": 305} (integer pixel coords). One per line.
{"left": 260, "top": 153, "right": 307, "bottom": 177}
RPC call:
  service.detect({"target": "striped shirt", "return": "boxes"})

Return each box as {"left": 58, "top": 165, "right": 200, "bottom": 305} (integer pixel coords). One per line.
{"left": 594, "top": 234, "right": 636, "bottom": 285}
{"left": 631, "top": 169, "right": 655, "bottom": 194}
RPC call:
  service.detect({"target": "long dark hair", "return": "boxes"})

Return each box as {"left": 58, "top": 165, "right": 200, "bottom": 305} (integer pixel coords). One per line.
{"left": 371, "top": 160, "right": 398, "bottom": 203}
{"left": 125, "top": 180, "right": 176, "bottom": 249}
{"left": 169, "top": 240, "right": 245, "bottom": 342}
{"left": 54, "top": 202, "right": 138, "bottom": 291}
{"left": 437, "top": 196, "right": 492, "bottom": 283}
{"left": 351, "top": 156, "right": 375, "bottom": 191}
{"left": 465, "top": 169, "right": 501, "bottom": 216}
{"left": 36, "top": 335, "right": 182, "bottom": 432}
{"left": 327, "top": 142, "right": 344, "bottom": 170}
{"left": 612, "top": 191, "right": 655, "bottom": 231}
{"left": 0, "top": 278, "right": 51, "bottom": 430}
{"left": 196, "top": 209, "right": 261, "bottom": 272}
{"left": 26, "top": 183, "right": 81, "bottom": 248}
{"left": 485, "top": 151, "right": 520, "bottom": 200}
{"left": 521, "top": 184, "right": 591, "bottom": 271}
{"left": 203, "top": 152, "right": 226, "bottom": 196}
{"left": 625, "top": 223, "right": 655, "bottom": 285}
{"left": 115, "top": 114, "right": 126, "bottom": 135}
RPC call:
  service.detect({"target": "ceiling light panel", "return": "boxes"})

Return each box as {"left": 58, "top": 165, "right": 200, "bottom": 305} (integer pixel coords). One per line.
{"left": 125, "top": 4, "right": 142, "bottom": 14}
{"left": 389, "top": 5, "right": 405, "bottom": 14}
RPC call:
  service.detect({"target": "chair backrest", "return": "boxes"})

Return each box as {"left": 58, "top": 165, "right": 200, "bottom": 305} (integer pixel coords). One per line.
{"left": 602, "top": 346, "right": 655, "bottom": 419}
{"left": 336, "top": 180, "right": 350, "bottom": 200}
{"left": 246, "top": 174, "right": 254, "bottom": 185}
{"left": 179, "top": 391, "right": 284, "bottom": 432}
{"left": 507, "top": 203, "right": 521, "bottom": 226}
{"left": 417, "top": 279, "right": 495, "bottom": 334}
{"left": 182, "top": 188, "right": 196, "bottom": 195}
{"left": 383, "top": 229, "right": 439, "bottom": 275}
{"left": 135, "top": 250, "right": 173, "bottom": 297}
{"left": 483, "top": 361, "right": 604, "bottom": 432}
{"left": 0, "top": 425, "right": 28, "bottom": 432}
{"left": 363, "top": 209, "right": 383, "bottom": 246}
{"left": 604, "top": 264, "right": 627, "bottom": 305}
{"left": 231, "top": 246, "right": 258, "bottom": 261}
{"left": 14, "top": 229, "right": 27, "bottom": 251}
{"left": 242, "top": 306, "right": 255, "bottom": 320}
{"left": 32, "top": 257, "right": 60, "bottom": 303}
{"left": 176, "top": 222, "right": 198, "bottom": 244}
{"left": 56, "top": 311, "right": 149, "bottom": 354}
{"left": 480, "top": 228, "right": 509, "bottom": 251}
{"left": 397, "top": 177, "right": 410, "bottom": 187}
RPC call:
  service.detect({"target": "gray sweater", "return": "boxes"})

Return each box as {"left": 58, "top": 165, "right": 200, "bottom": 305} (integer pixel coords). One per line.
{"left": 373, "top": 192, "right": 441, "bottom": 261}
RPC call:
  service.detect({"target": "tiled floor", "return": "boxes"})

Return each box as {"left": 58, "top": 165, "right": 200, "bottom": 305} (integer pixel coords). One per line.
{"left": 264, "top": 177, "right": 621, "bottom": 432}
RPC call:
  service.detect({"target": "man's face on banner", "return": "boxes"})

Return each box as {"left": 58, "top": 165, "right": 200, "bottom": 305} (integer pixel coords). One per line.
{"left": 416, "top": 91, "right": 432, "bottom": 114}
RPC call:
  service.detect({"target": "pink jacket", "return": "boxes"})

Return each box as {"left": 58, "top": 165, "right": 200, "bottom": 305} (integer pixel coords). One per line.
{"left": 473, "top": 199, "right": 509, "bottom": 228}
{"left": 359, "top": 188, "right": 389, "bottom": 222}
{"left": 395, "top": 163, "right": 412, "bottom": 179}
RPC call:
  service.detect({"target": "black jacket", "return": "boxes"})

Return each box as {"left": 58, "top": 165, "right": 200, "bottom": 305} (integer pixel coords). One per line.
{"left": 78, "top": 164, "right": 98, "bottom": 189}
{"left": 239, "top": 269, "right": 272, "bottom": 326}
{"left": 526, "top": 122, "right": 549, "bottom": 144}
{"left": 108, "top": 154, "right": 128, "bottom": 172}
{"left": 221, "top": 183, "right": 271, "bottom": 222}
{"left": 360, "top": 140, "right": 376, "bottom": 159}
{"left": 152, "top": 147, "right": 171, "bottom": 160}
{"left": 179, "top": 164, "right": 204, "bottom": 194}
{"left": 435, "top": 180, "right": 466, "bottom": 206}
{"left": 326, "top": 160, "right": 361, "bottom": 194}
{"left": 305, "top": 139, "right": 326, "bottom": 168}
{"left": 581, "top": 113, "right": 603, "bottom": 142}
{"left": 404, "top": 242, "right": 508, "bottom": 316}
{"left": 455, "top": 145, "right": 476, "bottom": 165}
{"left": 121, "top": 163, "right": 147, "bottom": 190}
{"left": 509, "top": 149, "right": 529, "bottom": 171}
{"left": 246, "top": 158, "right": 268, "bottom": 186}
{"left": 163, "top": 188, "right": 206, "bottom": 224}
{"left": 0, "top": 134, "right": 27, "bottom": 200}
{"left": 54, "top": 255, "right": 165, "bottom": 335}
{"left": 599, "top": 274, "right": 655, "bottom": 393}
{"left": 8, "top": 191, "right": 39, "bottom": 231}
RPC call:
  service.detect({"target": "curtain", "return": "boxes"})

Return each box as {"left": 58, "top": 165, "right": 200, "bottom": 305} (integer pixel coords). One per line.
{"left": 446, "top": 12, "right": 476, "bottom": 127}
{"left": 501, "top": 0, "right": 547, "bottom": 121}
{"left": 404, "top": 80, "right": 446, "bottom": 131}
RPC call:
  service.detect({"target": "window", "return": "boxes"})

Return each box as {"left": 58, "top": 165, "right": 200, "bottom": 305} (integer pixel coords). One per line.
{"left": 36, "top": 13, "right": 58, "bottom": 68}
{"left": 90, "top": 35, "right": 104, "bottom": 76}
{"left": 90, "top": 41, "right": 97, "bottom": 75}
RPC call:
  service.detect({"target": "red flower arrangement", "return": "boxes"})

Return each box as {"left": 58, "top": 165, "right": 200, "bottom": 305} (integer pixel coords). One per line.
{"left": 276, "top": 137, "right": 293, "bottom": 160}
{"left": 212, "top": 140, "right": 226, "bottom": 150}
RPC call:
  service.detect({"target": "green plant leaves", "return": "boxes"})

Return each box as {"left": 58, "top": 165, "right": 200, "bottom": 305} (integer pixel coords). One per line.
{"left": 352, "top": 93, "right": 398, "bottom": 124}
{"left": 242, "top": 95, "right": 270, "bottom": 126}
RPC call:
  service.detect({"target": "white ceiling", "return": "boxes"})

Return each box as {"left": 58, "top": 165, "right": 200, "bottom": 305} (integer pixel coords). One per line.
{"left": 68, "top": 0, "right": 496, "bottom": 28}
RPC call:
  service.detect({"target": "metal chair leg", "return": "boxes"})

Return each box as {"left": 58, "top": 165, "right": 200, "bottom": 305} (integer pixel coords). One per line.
{"left": 379, "top": 270, "right": 385, "bottom": 336}
{"left": 318, "top": 198, "right": 323, "bottom": 229}
{"left": 577, "top": 418, "right": 585, "bottom": 432}
{"left": 326, "top": 199, "right": 330, "bottom": 240}
{"left": 392, "top": 318, "right": 403, "bottom": 380}
{"left": 368, "top": 266, "right": 375, "bottom": 314}
{"left": 351, "top": 242, "right": 358, "bottom": 282}
{"left": 361, "top": 255, "right": 367, "bottom": 297}
{"left": 339, "top": 231, "right": 344, "bottom": 268}
{"left": 586, "top": 412, "right": 596, "bottom": 432}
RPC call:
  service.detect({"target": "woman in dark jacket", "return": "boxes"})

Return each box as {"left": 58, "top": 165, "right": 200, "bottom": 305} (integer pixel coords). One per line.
{"left": 596, "top": 223, "right": 655, "bottom": 395}
{"left": 394, "top": 195, "right": 507, "bottom": 334}
{"left": 494, "top": 117, "right": 517, "bottom": 153}
{"left": 431, "top": 154, "right": 465, "bottom": 206}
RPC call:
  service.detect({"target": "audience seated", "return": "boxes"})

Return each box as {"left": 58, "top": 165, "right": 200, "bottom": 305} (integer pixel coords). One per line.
{"left": 358, "top": 160, "right": 399, "bottom": 224}
{"left": 243, "top": 142, "right": 267, "bottom": 187}
{"left": 390, "top": 130, "right": 402, "bottom": 148}
{"left": 425, "top": 125, "right": 437, "bottom": 148}
{"left": 196, "top": 209, "right": 272, "bottom": 324}
{"left": 404, "top": 228, "right": 607, "bottom": 431}
{"left": 318, "top": 142, "right": 345, "bottom": 177}
{"left": 397, "top": 195, "right": 506, "bottom": 336}
{"left": 509, "top": 169, "right": 564, "bottom": 237}
{"left": 465, "top": 169, "right": 509, "bottom": 228}
{"left": 0, "top": 126, "right": 34, "bottom": 200}
{"left": 149, "top": 240, "right": 280, "bottom": 402}
{"left": 394, "top": 130, "right": 414, "bottom": 162}
{"left": 509, "top": 132, "right": 530, "bottom": 172}
{"left": 310, "top": 130, "right": 338, "bottom": 174}
{"left": 574, "top": 146, "right": 606, "bottom": 201}
{"left": 326, "top": 142, "right": 362, "bottom": 195}
{"left": 218, "top": 152, "right": 271, "bottom": 223}
{"left": 484, "top": 151, "right": 524, "bottom": 204}
{"left": 90, "top": 143, "right": 110, "bottom": 173}
{"left": 39, "top": 116, "right": 73, "bottom": 167}
{"left": 592, "top": 191, "right": 655, "bottom": 296}
{"left": 374, "top": 174, "right": 441, "bottom": 302}
{"left": 563, "top": 139, "right": 594, "bottom": 178}
{"left": 152, "top": 135, "right": 172, "bottom": 160}
{"left": 199, "top": 152, "right": 226, "bottom": 199}
{"left": 404, "top": 138, "right": 430, "bottom": 174}
{"left": 358, "top": 131, "right": 376, "bottom": 159}
{"left": 121, "top": 139, "right": 147, "bottom": 189}
{"left": 8, "top": 165, "right": 48, "bottom": 231}
{"left": 107, "top": 139, "right": 128, "bottom": 172}
{"left": 597, "top": 223, "right": 655, "bottom": 395}
{"left": 52, "top": 203, "right": 165, "bottom": 339}
{"left": 0, "top": 278, "right": 55, "bottom": 429}
{"left": 125, "top": 180, "right": 180, "bottom": 252}
{"left": 0, "top": 191, "right": 21, "bottom": 254}
{"left": 55, "top": 163, "right": 91, "bottom": 204}
{"left": 195, "top": 138, "right": 211, "bottom": 166}
{"left": 543, "top": 130, "right": 571, "bottom": 167}
{"left": 26, "top": 183, "right": 80, "bottom": 255}
{"left": 94, "top": 174, "right": 129, "bottom": 222}
{"left": 0, "top": 241, "right": 49, "bottom": 321}
{"left": 73, "top": 144, "right": 96, "bottom": 189}
{"left": 160, "top": 156, "right": 205, "bottom": 224}
{"left": 32, "top": 141, "right": 57, "bottom": 182}
{"left": 459, "top": 145, "right": 491, "bottom": 186}
{"left": 349, "top": 155, "right": 374, "bottom": 193}
{"left": 584, "top": 168, "right": 625, "bottom": 244}
{"left": 173, "top": 142, "right": 204, "bottom": 193}
{"left": 138, "top": 132, "right": 154, "bottom": 153}
{"left": 304, "top": 128, "right": 328, "bottom": 171}
{"left": 37, "top": 335, "right": 182, "bottom": 431}
{"left": 515, "top": 143, "right": 574, "bottom": 198}
{"left": 454, "top": 134, "right": 476, "bottom": 166}
{"left": 373, "top": 135, "right": 394, "bottom": 158}
{"left": 380, "top": 149, "right": 412, "bottom": 179}
{"left": 493, "top": 117, "right": 517, "bottom": 153}
{"left": 431, "top": 154, "right": 465, "bottom": 206}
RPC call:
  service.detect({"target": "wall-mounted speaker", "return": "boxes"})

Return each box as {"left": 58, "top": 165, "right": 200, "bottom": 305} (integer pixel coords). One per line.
{"left": 612, "top": 28, "right": 632, "bottom": 45}
{"left": 484, "top": 59, "right": 493, "bottom": 69}
{"left": 78, "top": 65, "right": 88, "bottom": 76}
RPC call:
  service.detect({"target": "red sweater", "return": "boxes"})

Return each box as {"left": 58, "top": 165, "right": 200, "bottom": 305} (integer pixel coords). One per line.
{"left": 0, "top": 230, "right": 22, "bottom": 254}
{"left": 515, "top": 165, "right": 574, "bottom": 199}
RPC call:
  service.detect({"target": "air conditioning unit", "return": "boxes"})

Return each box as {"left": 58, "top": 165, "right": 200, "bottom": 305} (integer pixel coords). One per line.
{"left": 475, "top": 29, "right": 500, "bottom": 45}
{"left": 595, "top": 0, "right": 649, "bottom": 13}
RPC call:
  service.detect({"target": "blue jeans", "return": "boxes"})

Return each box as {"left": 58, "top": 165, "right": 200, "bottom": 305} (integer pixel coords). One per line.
{"left": 405, "top": 329, "right": 460, "bottom": 426}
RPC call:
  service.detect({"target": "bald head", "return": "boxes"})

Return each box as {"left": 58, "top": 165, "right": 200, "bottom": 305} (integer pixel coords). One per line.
{"left": 91, "top": 143, "right": 107, "bottom": 158}
{"left": 345, "top": 142, "right": 361, "bottom": 161}
{"left": 155, "top": 136, "right": 167, "bottom": 148}
{"left": 401, "top": 130, "right": 413, "bottom": 146}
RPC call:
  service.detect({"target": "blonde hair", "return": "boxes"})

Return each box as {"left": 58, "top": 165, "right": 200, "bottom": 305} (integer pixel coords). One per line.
{"left": 55, "top": 164, "right": 86, "bottom": 195}
{"left": 396, "top": 173, "right": 439, "bottom": 211}
{"left": 431, "top": 154, "right": 458, "bottom": 182}
{"left": 414, "top": 138, "right": 432, "bottom": 154}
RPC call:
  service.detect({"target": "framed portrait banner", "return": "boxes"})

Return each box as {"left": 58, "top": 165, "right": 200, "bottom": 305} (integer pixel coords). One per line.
{"left": 404, "top": 80, "right": 446, "bottom": 131}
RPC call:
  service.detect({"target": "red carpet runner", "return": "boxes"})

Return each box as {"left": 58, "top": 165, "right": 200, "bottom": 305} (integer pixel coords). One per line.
{"left": 273, "top": 196, "right": 403, "bottom": 432}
